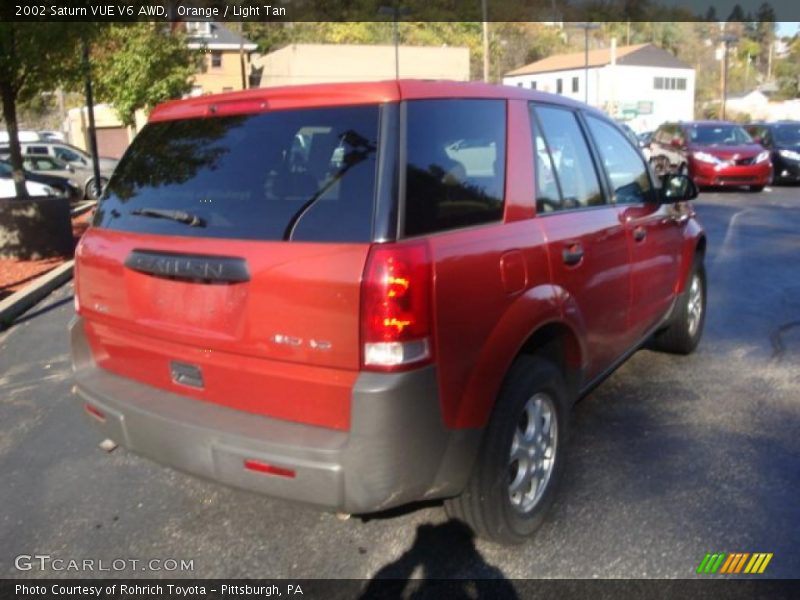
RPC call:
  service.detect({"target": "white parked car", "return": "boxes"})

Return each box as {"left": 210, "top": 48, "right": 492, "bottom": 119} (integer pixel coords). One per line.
{"left": 39, "top": 130, "right": 66, "bottom": 142}
{"left": 0, "top": 177, "right": 55, "bottom": 198}
{"left": 0, "top": 130, "right": 41, "bottom": 143}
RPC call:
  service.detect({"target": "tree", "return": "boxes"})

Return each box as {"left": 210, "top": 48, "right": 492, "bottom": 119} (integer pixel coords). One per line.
{"left": 0, "top": 23, "right": 88, "bottom": 197}
{"left": 774, "top": 36, "right": 800, "bottom": 99}
{"left": 728, "top": 5, "right": 746, "bottom": 22}
{"left": 91, "top": 24, "right": 201, "bottom": 128}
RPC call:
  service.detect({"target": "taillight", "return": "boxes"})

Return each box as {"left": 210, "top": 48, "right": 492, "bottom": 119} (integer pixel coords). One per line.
{"left": 361, "top": 242, "right": 433, "bottom": 371}
{"left": 73, "top": 238, "right": 83, "bottom": 314}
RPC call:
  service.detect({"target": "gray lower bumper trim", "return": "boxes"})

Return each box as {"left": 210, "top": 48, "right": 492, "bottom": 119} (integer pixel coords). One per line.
{"left": 70, "top": 318, "right": 482, "bottom": 513}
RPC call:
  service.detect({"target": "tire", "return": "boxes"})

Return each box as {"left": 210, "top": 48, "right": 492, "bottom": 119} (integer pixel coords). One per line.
{"left": 652, "top": 261, "right": 706, "bottom": 355}
{"left": 85, "top": 177, "right": 108, "bottom": 200}
{"left": 749, "top": 185, "right": 765, "bottom": 192}
{"left": 444, "top": 356, "right": 569, "bottom": 544}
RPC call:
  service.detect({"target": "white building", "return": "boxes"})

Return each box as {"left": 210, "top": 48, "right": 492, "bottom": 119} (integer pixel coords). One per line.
{"left": 503, "top": 43, "right": 695, "bottom": 133}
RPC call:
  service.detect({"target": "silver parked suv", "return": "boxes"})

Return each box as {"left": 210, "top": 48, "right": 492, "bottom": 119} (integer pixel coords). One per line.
{"left": 0, "top": 141, "right": 117, "bottom": 199}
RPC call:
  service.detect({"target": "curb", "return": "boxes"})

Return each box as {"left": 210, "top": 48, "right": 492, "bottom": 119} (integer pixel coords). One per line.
{"left": 0, "top": 260, "right": 74, "bottom": 329}
{"left": 71, "top": 201, "right": 96, "bottom": 217}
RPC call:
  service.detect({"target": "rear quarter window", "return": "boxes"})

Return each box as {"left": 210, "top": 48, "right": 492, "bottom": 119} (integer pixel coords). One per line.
{"left": 93, "top": 105, "right": 380, "bottom": 243}
{"left": 403, "top": 99, "right": 506, "bottom": 237}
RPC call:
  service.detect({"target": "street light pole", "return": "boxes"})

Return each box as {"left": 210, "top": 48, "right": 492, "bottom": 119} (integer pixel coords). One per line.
{"left": 378, "top": 5, "right": 410, "bottom": 79}
{"left": 584, "top": 28, "right": 589, "bottom": 103}
{"left": 719, "top": 34, "right": 737, "bottom": 121}
{"left": 572, "top": 22, "right": 600, "bottom": 105}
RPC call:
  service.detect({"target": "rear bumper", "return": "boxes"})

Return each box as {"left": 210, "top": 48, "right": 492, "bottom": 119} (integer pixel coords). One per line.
{"left": 70, "top": 317, "right": 481, "bottom": 513}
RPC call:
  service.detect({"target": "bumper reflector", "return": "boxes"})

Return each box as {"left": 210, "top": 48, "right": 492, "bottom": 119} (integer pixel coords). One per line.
{"left": 243, "top": 459, "right": 296, "bottom": 479}
{"left": 84, "top": 403, "right": 106, "bottom": 422}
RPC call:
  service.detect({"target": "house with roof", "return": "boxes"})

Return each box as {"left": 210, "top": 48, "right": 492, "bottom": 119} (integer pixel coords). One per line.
{"left": 185, "top": 21, "right": 258, "bottom": 96}
{"left": 503, "top": 42, "right": 695, "bottom": 132}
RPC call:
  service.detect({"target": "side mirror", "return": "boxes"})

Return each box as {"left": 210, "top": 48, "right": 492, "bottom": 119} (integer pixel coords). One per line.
{"left": 660, "top": 174, "right": 698, "bottom": 203}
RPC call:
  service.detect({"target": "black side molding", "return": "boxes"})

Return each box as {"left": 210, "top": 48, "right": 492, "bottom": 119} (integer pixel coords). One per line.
{"left": 124, "top": 250, "right": 250, "bottom": 284}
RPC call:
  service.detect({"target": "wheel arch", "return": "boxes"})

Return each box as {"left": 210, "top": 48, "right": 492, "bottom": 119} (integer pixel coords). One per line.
{"left": 451, "top": 285, "right": 587, "bottom": 430}
{"left": 675, "top": 224, "right": 706, "bottom": 294}
{"left": 515, "top": 321, "right": 583, "bottom": 402}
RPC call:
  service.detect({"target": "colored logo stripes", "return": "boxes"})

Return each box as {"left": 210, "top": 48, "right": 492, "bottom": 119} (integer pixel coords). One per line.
{"left": 696, "top": 552, "right": 773, "bottom": 574}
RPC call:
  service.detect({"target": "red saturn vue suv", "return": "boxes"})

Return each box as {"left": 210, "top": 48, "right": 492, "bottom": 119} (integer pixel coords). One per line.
{"left": 649, "top": 120, "right": 772, "bottom": 191}
{"left": 71, "top": 81, "right": 705, "bottom": 544}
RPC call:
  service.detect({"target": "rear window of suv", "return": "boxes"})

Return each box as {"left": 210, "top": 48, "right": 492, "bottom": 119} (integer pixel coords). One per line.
{"left": 93, "top": 105, "right": 379, "bottom": 242}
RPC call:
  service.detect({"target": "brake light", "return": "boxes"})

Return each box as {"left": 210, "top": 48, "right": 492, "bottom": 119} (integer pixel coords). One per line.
{"left": 73, "top": 238, "right": 83, "bottom": 314}
{"left": 361, "top": 242, "right": 433, "bottom": 371}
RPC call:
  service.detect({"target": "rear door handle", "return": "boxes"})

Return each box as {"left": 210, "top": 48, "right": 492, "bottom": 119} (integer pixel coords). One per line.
{"left": 562, "top": 243, "right": 584, "bottom": 266}
{"left": 633, "top": 225, "right": 647, "bottom": 242}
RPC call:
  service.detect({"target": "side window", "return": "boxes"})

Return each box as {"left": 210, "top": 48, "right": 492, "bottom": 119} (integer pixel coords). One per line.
{"left": 530, "top": 111, "right": 563, "bottom": 214}
{"left": 28, "top": 146, "right": 48, "bottom": 155}
{"left": 533, "top": 105, "right": 604, "bottom": 210}
{"left": 54, "top": 146, "right": 82, "bottom": 162}
{"left": 404, "top": 99, "right": 506, "bottom": 237}
{"left": 586, "top": 116, "right": 653, "bottom": 205}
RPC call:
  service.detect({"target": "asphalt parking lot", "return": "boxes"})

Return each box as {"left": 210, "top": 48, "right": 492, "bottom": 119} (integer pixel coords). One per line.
{"left": 0, "top": 186, "right": 798, "bottom": 580}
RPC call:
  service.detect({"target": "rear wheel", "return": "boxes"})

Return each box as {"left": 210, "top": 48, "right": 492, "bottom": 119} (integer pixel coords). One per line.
{"left": 444, "top": 356, "right": 568, "bottom": 544}
{"left": 85, "top": 177, "right": 108, "bottom": 200}
{"left": 652, "top": 260, "right": 706, "bottom": 354}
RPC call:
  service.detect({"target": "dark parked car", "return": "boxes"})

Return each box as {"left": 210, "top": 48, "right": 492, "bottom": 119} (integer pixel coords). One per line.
{"left": 72, "top": 81, "right": 705, "bottom": 544}
{"left": 649, "top": 121, "right": 772, "bottom": 191}
{"left": 0, "top": 159, "right": 81, "bottom": 201}
{"left": 745, "top": 121, "right": 800, "bottom": 184}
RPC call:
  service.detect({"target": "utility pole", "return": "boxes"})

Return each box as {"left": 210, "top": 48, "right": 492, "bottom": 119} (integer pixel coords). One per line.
{"left": 767, "top": 39, "right": 773, "bottom": 81}
{"left": 482, "top": 0, "right": 490, "bottom": 82}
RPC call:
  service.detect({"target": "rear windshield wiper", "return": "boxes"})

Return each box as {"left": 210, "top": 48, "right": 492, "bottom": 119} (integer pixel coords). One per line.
{"left": 283, "top": 129, "right": 376, "bottom": 241}
{"left": 130, "top": 207, "right": 206, "bottom": 227}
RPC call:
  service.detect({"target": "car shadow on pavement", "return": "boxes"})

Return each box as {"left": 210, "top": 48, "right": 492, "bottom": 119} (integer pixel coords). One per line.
{"left": 9, "top": 294, "right": 73, "bottom": 327}
{"left": 360, "top": 520, "right": 519, "bottom": 599}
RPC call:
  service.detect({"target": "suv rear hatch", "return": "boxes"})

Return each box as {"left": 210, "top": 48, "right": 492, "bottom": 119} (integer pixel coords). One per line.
{"left": 76, "top": 91, "right": 395, "bottom": 430}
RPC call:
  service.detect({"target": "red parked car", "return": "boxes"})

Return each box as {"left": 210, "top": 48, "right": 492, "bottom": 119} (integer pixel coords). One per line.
{"left": 649, "top": 121, "right": 772, "bottom": 191}
{"left": 71, "top": 81, "right": 705, "bottom": 543}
